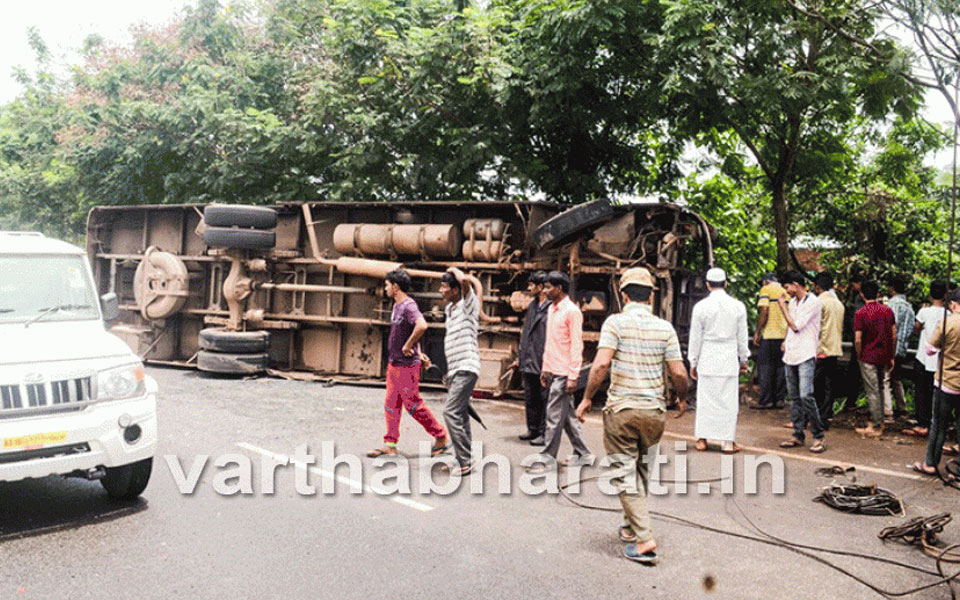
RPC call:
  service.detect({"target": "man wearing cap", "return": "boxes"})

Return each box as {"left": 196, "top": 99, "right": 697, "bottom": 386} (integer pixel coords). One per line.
{"left": 577, "top": 267, "right": 688, "bottom": 565}
{"left": 754, "top": 273, "right": 788, "bottom": 409}
{"left": 688, "top": 268, "right": 750, "bottom": 453}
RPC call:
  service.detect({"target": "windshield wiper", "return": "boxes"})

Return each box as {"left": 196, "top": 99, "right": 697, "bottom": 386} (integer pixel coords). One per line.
{"left": 23, "top": 304, "right": 94, "bottom": 328}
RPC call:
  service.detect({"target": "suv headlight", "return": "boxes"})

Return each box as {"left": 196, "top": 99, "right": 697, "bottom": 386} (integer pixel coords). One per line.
{"left": 97, "top": 363, "right": 146, "bottom": 401}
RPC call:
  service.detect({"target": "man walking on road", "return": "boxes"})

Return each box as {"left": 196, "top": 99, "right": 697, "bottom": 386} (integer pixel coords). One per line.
{"left": 887, "top": 276, "right": 915, "bottom": 419}
{"left": 753, "top": 273, "right": 788, "bottom": 409}
{"left": 853, "top": 280, "right": 896, "bottom": 439}
{"left": 513, "top": 271, "right": 551, "bottom": 446}
{"left": 577, "top": 267, "right": 688, "bottom": 565}
{"left": 532, "top": 271, "right": 592, "bottom": 471}
{"left": 367, "top": 269, "right": 448, "bottom": 458}
{"left": 439, "top": 267, "right": 482, "bottom": 475}
{"left": 778, "top": 272, "right": 826, "bottom": 453}
{"left": 813, "top": 273, "right": 845, "bottom": 431}
{"left": 688, "top": 268, "right": 749, "bottom": 454}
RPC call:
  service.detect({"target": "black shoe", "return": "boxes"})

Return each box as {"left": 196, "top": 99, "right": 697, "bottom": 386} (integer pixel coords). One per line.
{"left": 529, "top": 436, "right": 545, "bottom": 446}
{"left": 519, "top": 431, "right": 536, "bottom": 441}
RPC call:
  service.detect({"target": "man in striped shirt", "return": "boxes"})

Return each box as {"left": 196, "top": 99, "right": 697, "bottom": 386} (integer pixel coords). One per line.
{"left": 439, "top": 267, "right": 482, "bottom": 475}
{"left": 577, "top": 267, "right": 688, "bottom": 565}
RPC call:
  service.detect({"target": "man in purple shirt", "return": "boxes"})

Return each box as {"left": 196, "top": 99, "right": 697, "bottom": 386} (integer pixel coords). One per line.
{"left": 367, "top": 269, "right": 448, "bottom": 457}
{"left": 853, "top": 280, "right": 896, "bottom": 438}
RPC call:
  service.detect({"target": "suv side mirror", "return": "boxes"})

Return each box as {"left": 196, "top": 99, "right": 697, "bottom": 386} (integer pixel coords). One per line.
{"left": 100, "top": 292, "right": 120, "bottom": 322}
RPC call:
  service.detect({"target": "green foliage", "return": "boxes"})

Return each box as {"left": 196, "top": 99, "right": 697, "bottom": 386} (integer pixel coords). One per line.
{"left": 657, "top": 0, "right": 922, "bottom": 269}
{"left": 683, "top": 171, "right": 777, "bottom": 323}
{"left": 801, "top": 118, "right": 953, "bottom": 304}
{"left": 0, "top": 0, "right": 951, "bottom": 307}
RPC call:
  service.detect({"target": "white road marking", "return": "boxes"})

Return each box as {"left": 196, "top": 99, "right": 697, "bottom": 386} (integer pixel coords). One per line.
{"left": 480, "top": 399, "right": 925, "bottom": 482}
{"left": 236, "top": 442, "right": 435, "bottom": 512}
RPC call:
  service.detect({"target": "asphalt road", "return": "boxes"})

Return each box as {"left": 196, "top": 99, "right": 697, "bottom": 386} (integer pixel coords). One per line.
{"left": 1, "top": 366, "right": 958, "bottom": 599}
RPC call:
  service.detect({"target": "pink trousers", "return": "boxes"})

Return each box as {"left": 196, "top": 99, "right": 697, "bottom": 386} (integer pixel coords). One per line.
{"left": 383, "top": 363, "right": 446, "bottom": 444}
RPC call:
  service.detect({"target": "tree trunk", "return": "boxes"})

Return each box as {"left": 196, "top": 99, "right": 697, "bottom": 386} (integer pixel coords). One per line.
{"left": 772, "top": 181, "right": 791, "bottom": 272}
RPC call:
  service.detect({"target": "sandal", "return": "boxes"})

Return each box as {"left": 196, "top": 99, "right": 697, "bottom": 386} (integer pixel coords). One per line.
{"left": 619, "top": 525, "right": 637, "bottom": 543}
{"left": 449, "top": 462, "right": 473, "bottom": 476}
{"left": 695, "top": 439, "right": 708, "bottom": 452}
{"left": 366, "top": 446, "right": 397, "bottom": 458}
{"left": 721, "top": 444, "right": 741, "bottom": 455}
{"left": 809, "top": 440, "right": 827, "bottom": 454}
{"left": 430, "top": 440, "right": 450, "bottom": 457}
{"left": 912, "top": 462, "right": 938, "bottom": 476}
{"left": 779, "top": 438, "right": 803, "bottom": 448}
{"left": 944, "top": 445, "right": 959, "bottom": 457}
{"left": 902, "top": 427, "right": 929, "bottom": 437}
{"left": 623, "top": 544, "right": 659, "bottom": 565}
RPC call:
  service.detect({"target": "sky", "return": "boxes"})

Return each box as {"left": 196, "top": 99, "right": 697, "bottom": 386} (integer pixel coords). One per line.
{"left": 0, "top": 1, "right": 956, "bottom": 172}
{"left": 0, "top": 0, "right": 193, "bottom": 103}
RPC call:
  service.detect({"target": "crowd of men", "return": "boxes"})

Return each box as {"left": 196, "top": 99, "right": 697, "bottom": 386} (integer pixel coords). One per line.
{"left": 746, "top": 271, "right": 960, "bottom": 474}
{"left": 363, "top": 265, "right": 960, "bottom": 566}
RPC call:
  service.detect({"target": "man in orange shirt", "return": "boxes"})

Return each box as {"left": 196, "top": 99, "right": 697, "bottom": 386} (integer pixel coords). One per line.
{"left": 531, "top": 271, "right": 592, "bottom": 471}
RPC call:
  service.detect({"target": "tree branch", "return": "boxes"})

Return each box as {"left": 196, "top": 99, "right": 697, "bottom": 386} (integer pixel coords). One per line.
{"left": 782, "top": 0, "right": 941, "bottom": 90}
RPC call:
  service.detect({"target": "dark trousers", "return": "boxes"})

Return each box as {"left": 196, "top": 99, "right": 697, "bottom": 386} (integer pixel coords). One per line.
{"left": 925, "top": 389, "right": 960, "bottom": 467}
{"left": 757, "top": 339, "right": 787, "bottom": 407}
{"left": 843, "top": 355, "right": 863, "bottom": 405}
{"left": 813, "top": 356, "right": 839, "bottom": 427}
{"left": 522, "top": 371, "right": 548, "bottom": 437}
{"left": 915, "top": 361, "right": 934, "bottom": 430}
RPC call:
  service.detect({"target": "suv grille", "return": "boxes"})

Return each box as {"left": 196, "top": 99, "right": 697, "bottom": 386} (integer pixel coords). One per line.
{"left": 0, "top": 377, "right": 95, "bottom": 416}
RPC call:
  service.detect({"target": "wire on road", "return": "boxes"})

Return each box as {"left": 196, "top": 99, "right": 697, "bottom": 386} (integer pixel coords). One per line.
{"left": 557, "top": 475, "right": 960, "bottom": 598}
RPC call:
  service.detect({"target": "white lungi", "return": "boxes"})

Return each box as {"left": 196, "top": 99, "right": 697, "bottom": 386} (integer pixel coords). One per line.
{"left": 694, "top": 375, "right": 739, "bottom": 441}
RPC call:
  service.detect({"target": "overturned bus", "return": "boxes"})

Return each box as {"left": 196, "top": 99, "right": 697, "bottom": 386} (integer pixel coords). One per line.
{"left": 85, "top": 199, "right": 714, "bottom": 395}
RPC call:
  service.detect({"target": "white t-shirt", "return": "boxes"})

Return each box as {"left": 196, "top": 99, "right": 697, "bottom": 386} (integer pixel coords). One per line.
{"left": 917, "top": 306, "right": 950, "bottom": 372}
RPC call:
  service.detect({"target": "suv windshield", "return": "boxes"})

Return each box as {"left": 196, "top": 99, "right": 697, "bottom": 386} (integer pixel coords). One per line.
{"left": 0, "top": 255, "right": 100, "bottom": 324}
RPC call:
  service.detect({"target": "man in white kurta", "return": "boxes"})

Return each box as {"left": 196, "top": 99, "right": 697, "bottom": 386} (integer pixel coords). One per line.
{"left": 688, "top": 268, "right": 750, "bottom": 453}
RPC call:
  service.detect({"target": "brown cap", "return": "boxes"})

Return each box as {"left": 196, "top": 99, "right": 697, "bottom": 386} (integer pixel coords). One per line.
{"left": 619, "top": 267, "right": 654, "bottom": 290}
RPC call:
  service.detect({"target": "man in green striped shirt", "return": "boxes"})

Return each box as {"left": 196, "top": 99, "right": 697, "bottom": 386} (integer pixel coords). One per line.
{"left": 577, "top": 267, "right": 688, "bottom": 565}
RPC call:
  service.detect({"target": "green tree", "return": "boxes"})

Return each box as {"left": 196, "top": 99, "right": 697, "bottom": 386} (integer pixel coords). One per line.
{"left": 658, "top": 0, "right": 921, "bottom": 271}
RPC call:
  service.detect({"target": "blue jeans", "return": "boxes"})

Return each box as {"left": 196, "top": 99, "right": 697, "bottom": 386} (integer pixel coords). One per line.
{"left": 785, "top": 358, "right": 823, "bottom": 442}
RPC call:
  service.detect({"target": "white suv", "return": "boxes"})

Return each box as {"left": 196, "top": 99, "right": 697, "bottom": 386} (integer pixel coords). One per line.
{"left": 0, "top": 232, "right": 157, "bottom": 499}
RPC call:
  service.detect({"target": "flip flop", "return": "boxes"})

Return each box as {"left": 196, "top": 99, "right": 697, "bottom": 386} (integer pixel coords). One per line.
{"left": 912, "top": 462, "right": 938, "bottom": 476}
{"left": 430, "top": 442, "right": 450, "bottom": 457}
{"left": 721, "top": 444, "right": 741, "bottom": 455}
{"left": 779, "top": 438, "right": 803, "bottom": 448}
{"left": 623, "top": 544, "right": 659, "bottom": 565}
{"left": 944, "top": 445, "right": 959, "bottom": 457}
{"left": 618, "top": 526, "right": 637, "bottom": 543}
{"left": 902, "top": 427, "right": 928, "bottom": 437}
{"left": 695, "top": 439, "right": 708, "bottom": 452}
{"left": 366, "top": 447, "right": 397, "bottom": 458}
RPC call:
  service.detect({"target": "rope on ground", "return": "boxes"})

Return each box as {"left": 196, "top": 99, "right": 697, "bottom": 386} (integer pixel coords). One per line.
{"left": 557, "top": 475, "right": 960, "bottom": 598}
{"left": 814, "top": 483, "right": 904, "bottom": 516}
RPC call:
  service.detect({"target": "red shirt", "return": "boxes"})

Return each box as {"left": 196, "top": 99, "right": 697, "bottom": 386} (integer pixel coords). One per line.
{"left": 854, "top": 302, "right": 895, "bottom": 366}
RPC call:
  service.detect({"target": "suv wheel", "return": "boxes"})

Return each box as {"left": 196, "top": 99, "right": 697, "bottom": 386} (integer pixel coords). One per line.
{"left": 101, "top": 458, "right": 153, "bottom": 500}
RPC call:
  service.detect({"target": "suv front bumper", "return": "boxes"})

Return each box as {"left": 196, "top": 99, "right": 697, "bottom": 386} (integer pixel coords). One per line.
{"left": 0, "top": 388, "right": 157, "bottom": 482}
